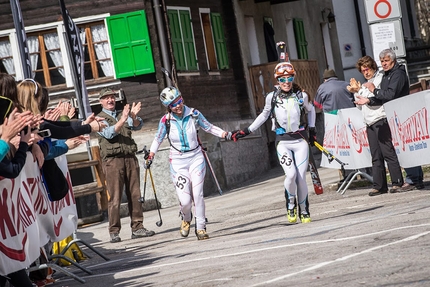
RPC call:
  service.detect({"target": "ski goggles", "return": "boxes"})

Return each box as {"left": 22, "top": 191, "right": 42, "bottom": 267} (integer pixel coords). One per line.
{"left": 169, "top": 97, "right": 183, "bottom": 108}
{"left": 278, "top": 76, "right": 294, "bottom": 83}
{"left": 275, "top": 63, "right": 295, "bottom": 74}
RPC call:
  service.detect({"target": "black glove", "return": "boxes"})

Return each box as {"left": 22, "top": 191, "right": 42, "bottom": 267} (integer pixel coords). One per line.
{"left": 308, "top": 127, "right": 316, "bottom": 146}
{"left": 232, "top": 128, "right": 251, "bottom": 142}
{"left": 224, "top": 130, "right": 238, "bottom": 141}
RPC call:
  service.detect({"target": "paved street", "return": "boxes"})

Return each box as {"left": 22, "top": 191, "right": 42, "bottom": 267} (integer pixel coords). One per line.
{"left": 52, "top": 167, "right": 430, "bottom": 287}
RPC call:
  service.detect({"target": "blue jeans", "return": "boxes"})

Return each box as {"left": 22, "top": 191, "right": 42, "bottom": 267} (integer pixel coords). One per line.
{"left": 404, "top": 166, "right": 423, "bottom": 185}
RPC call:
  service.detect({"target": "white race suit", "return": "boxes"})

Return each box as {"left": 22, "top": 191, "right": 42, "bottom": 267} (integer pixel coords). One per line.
{"left": 248, "top": 88, "right": 316, "bottom": 214}
{"left": 149, "top": 106, "right": 225, "bottom": 230}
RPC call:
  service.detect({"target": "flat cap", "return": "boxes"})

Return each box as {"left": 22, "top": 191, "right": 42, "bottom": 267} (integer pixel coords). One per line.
{"left": 323, "top": 69, "right": 337, "bottom": 79}
{"left": 99, "top": 88, "right": 116, "bottom": 99}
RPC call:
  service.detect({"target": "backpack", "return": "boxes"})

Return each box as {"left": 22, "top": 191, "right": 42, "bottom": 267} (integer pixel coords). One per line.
{"left": 164, "top": 109, "right": 200, "bottom": 153}
{"left": 270, "top": 84, "right": 308, "bottom": 130}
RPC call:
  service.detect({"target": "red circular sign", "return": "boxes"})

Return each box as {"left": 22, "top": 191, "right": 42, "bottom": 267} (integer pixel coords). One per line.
{"left": 374, "top": 0, "right": 392, "bottom": 19}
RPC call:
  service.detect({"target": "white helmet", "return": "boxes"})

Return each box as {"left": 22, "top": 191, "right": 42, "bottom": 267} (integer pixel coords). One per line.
{"left": 160, "top": 86, "right": 181, "bottom": 107}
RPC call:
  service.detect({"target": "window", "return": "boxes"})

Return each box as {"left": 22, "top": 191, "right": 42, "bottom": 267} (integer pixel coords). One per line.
{"left": 79, "top": 21, "right": 114, "bottom": 80}
{"left": 0, "top": 14, "right": 114, "bottom": 88}
{"left": 167, "top": 7, "right": 198, "bottom": 71}
{"left": 0, "top": 37, "right": 15, "bottom": 77}
{"left": 293, "top": 18, "right": 308, "bottom": 60}
{"left": 106, "top": 10, "right": 155, "bottom": 78}
{"left": 28, "top": 30, "right": 66, "bottom": 87}
{"left": 200, "top": 10, "right": 229, "bottom": 70}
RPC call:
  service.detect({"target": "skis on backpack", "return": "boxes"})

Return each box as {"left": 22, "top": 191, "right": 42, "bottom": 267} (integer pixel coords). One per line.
{"left": 308, "top": 142, "right": 323, "bottom": 195}
{"left": 276, "top": 41, "right": 288, "bottom": 63}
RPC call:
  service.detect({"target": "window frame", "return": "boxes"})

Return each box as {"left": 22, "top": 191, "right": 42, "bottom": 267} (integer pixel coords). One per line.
{"left": 199, "top": 8, "right": 217, "bottom": 71}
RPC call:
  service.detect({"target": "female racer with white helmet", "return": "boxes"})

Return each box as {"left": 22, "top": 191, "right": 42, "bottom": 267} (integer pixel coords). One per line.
{"left": 148, "top": 86, "right": 233, "bottom": 240}
{"left": 233, "top": 62, "right": 316, "bottom": 223}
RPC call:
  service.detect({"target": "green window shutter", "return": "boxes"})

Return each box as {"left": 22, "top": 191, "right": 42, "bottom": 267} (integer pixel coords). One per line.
{"left": 106, "top": 10, "right": 155, "bottom": 78}
{"left": 210, "top": 13, "right": 229, "bottom": 69}
{"left": 293, "top": 18, "right": 308, "bottom": 60}
{"left": 167, "top": 9, "right": 186, "bottom": 71}
{"left": 179, "top": 10, "right": 197, "bottom": 71}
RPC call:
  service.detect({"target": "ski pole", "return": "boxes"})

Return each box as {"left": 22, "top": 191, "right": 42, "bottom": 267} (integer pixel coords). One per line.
{"left": 314, "top": 141, "right": 348, "bottom": 181}
{"left": 138, "top": 167, "right": 147, "bottom": 204}
{"left": 137, "top": 146, "right": 148, "bottom": 203}
{"left": 197, "top": 136, "right": 223, "bottom": 196}
{"left": 314, "top": 141, "right": 347, "bottom": 167}
{"left": 148, "top": 167, "right": 162, "bottom": 227}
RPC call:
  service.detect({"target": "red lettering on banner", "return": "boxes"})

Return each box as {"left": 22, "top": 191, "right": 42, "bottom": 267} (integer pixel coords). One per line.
{"left": 0, "top": 183, "right": 18, "bottom": 239}
{"left": 53, "top": 217, "right": 63, "bottom": 237}
{"left": 346, "top": 118, "right": 369, "bottom": 153}
{"left": 0, "top": 233, "right": 27, "bottom": 261}
{"left": 23, "top": 178, "right": 49, "bottom": 215}
{"left": 336, "top": 124, "right": 350, "bottom": 151}
{"left": 324, "top": 125, "right": 337, "bottom": 149}
{"left": 392, "top": 108, "right": 430, "bottom": 151}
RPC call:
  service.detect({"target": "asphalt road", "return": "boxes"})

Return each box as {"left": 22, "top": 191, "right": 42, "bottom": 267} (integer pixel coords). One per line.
{"left": 52, "top": 167, "right": 430, "bottom": 287}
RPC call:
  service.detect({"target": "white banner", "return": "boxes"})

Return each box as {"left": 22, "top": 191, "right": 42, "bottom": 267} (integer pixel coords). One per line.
{"left": 0, "top": 153, "right": 77, "bottom": 275}
{"left": 321, "top": 91, "right": 430, "bottom": 170}
{"left": 322, "top": 108, "right": 372, "bottom": 169}
{"left": 384, "top": 91, "right": 430, "bottom": 168}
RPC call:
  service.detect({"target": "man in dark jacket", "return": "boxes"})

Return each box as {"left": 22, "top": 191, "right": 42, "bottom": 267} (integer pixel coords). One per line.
{"left": 356, "top": 48, "right": 424, "bottom": 195}
{"left": 314, "top": 69, "right": 355, "bottom": 114}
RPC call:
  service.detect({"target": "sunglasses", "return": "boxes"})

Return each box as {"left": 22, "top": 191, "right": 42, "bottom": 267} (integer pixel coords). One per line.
{"left": 278, "top": 77, "right": 294, "bottom": 83}
{"left": 169, "top": 98, "right": 183, "bottom": 108}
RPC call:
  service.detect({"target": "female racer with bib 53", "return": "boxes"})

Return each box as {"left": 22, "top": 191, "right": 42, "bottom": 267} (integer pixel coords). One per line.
{"left": 233, "top": 62, "right": 316, "bottom": 223}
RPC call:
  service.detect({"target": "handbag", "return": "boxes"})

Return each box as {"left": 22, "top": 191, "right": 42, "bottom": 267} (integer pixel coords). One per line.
{"left": 40, "top": 158, "right": 69, "bottom": 201}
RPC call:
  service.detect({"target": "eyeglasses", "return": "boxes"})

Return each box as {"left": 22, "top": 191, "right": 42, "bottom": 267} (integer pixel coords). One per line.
{"left": 23, "top": 78, "right": 38, "bottom": 95}
{"left": 169, "top": 98, "right": 183, "bottom": 108}
{"left": 278, "top": 77, "right": 294, "bottom": 83}
{"left": 361, "top": 68, "right": 371, "bottom": 73}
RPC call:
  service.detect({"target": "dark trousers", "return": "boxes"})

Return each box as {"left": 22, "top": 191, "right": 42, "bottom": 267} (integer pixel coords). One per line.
{"left": 367, "top": 119, "right": 404, "bottom": 191}
{"left": 404, "top": 166, "right": 423, "bottom": 185}
{"left": 103, "top": 155, "right": 144, "bottom": 234}
{"left": 0, "top": 269, "right": 33, "bottom": 287}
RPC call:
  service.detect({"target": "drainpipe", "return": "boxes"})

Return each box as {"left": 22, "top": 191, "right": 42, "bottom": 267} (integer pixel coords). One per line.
{"left": 353, "top": 0, "right": 366, "bottom": 57}
{"left": 153, "top": 0, "right": 172, "bottom": 85}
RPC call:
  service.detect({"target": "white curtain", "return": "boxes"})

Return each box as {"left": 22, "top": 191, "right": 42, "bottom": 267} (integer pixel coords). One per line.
{"left": 43, "top": 32, "right": 65, "bottom": 77}
{"left": 91, "top": 24, "right": 114, "bottom": 77}
{"left": 27, "top": 36, "right": 39, "bottom": 79}
{"left": 0, "top": 40, "right": 15, "bottom": 75}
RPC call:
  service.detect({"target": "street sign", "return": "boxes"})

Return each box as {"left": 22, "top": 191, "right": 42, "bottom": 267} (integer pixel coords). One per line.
{"left": 364, "top": 0, "right": 402, "bottom": 24}
{"left": 370, "top": 19, "right": 405, "bottom": 63}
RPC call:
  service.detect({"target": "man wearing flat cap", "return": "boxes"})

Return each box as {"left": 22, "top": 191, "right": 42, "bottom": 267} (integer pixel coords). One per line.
{"left": 97, "top": 87, "right": 155, "bottom": 243}
{"left": 314, "top": 68, "right": 355, "bottom": 114}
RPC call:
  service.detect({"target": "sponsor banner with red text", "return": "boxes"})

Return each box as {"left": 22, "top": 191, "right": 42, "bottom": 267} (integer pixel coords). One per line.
{"left": 384, "top": 91, "right": 430, "bottom": 168}
{"left": 27, "top": 154, "right": 78, "bottom": 245}
{"left": 0, "top": 153, "right": 77, "bottom": 275}
{"left": 322, "top": 108, "right": 372, "bottom": 169}
{"left": 0, "top": 155, "right": 40, "bottom": 275}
